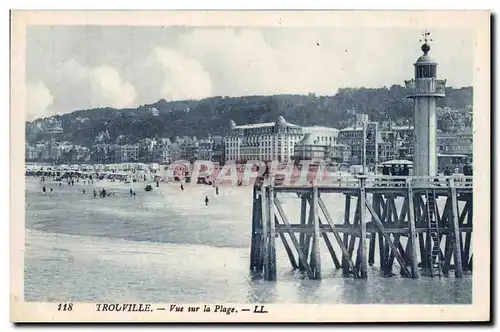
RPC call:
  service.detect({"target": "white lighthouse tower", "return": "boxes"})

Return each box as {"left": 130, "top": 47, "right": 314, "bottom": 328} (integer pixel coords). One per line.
{"left": 405, "top": 31, "right": 447, "bottom": 177}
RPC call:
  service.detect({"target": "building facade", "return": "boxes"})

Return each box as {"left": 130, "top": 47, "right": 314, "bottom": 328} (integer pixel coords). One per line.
{"left": 225, "top": 116, "right": 303, "bottom": 163}
{"left": 198, "top": 138, "right": 214, "bottom": 161}
{"left": 338, "top": 121, "right": 381, "bottom": 166}
{"left": 293, "top": 126, "right": 341, "bottom": 163}
{"left": 327, "top": 144, "right": 352, "bottom": 164}
{"left": 114, "top": 144, "right": 139, "bottom": 162}
{"left": 437, "top": 131, "right": 473, "bottom": 158}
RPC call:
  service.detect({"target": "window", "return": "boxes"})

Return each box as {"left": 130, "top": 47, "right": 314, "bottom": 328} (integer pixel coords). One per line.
{"left": 417, "top": 65, "right": 436, "bottom": 78}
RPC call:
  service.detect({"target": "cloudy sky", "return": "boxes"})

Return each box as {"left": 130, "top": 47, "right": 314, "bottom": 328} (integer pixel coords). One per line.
{"left": 26, "top": 26, "right": 474, "bottom": 120}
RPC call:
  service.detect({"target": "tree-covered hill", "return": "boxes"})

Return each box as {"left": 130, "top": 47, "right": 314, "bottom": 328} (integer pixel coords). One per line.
{"left": 26, "top": 85, "right": 473, "bottom": 146}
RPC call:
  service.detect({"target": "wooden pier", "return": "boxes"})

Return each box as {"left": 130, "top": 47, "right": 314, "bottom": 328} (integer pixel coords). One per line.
{"left": 249, "top": 175, "right": 473, "bottom": 280}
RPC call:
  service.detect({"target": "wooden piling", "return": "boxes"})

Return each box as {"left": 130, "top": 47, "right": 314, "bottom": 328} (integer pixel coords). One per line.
{"left": 275, "top": 216, "right": 298, "bottom": 269}
{"left": 342, "top": 195, "right": 351, "bottom": 276}
{"left": 358, "top": 176, "right": 368, "bottom": 279}
{"left": 299, "top": 195, "right": 307, "bottom": 271}
{"left": 318, "top": 196, "right": 359, "bottom": 278}
{"left": 250, "top": 186, "right": 261, "bottom": 272}
{"left": 449, "top": 178, "right": 463, "bottom": 278}
{"left": 267, "top": 181, "right": 277, "bottom": 280}
{"left": 260, "top": 185, "right": 268, "bottom": 277}
{"left": 249, "top": 187, "right": 257, "bottom": 271}
{"left": 406, "top": 179, "right": 419, "bottom": 278}
{"left": 366, "top": 203, "right": 411, "bottom": 278}
{"left": 311, "top": 187, "right": 322, "bottom": 279}
{"left": 368, "top": 194, "right": 378, "bottom": 266}
{"left": 274, "top": 197, "right": 314, "bottom": 278}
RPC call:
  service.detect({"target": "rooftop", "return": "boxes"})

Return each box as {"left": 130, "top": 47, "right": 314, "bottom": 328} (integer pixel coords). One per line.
{"left": 232, "top": 121, "right": 300, "bottom": 130}
{"left": 303, "top": 126, "right": 339, "bottom": 132}
{"left": 233, "top": 122, "right": 276, "bottom": 129}
{"left": 340, "top": 127, "right": 363, "bottom": 132}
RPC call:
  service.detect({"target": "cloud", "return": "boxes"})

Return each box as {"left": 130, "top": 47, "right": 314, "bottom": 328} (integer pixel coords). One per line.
{"left": 26, "top": 27, "right": 474, "bottom": 119}
{"left": 143, "top": 47, "right": 212, "bottom": 101}
{"left": 176, "top": 28, "right": 473, "bottom": 97}
{"left": 26, "top": 81, "right": 54, "bottom": 121}
{"left": 175, "top": 28, "right": 371, "bottom": 97}
{"left": 180, "top": 29, "right": 285, "bottom": 96}
{"left": 88, "top": 66, "right": 137, "bottom": 108}
{"left": 48, "top": 59, "right": 137, "bottom": 114}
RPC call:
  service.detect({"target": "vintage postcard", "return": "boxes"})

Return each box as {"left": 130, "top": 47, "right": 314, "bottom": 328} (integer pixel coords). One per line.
{"left": 10, "top": 10, "right": 490, "bottom": 322}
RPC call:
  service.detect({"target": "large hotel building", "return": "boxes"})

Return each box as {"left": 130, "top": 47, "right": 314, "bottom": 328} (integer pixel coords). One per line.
{"left": 225, "top": 116, "right": 303, "bottom": 163}
{"left": 225, "top": 116, "right": 342, "bottom": 163}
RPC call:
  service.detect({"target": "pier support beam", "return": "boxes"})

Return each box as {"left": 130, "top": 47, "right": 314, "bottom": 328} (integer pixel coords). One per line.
{"left": 358, "top": 176, "right": 368, "bottom": 279}
{"left": 406, "top": 179, "right": 419, "bottom": 279}
{"left": 310, "top": 187, "right": 322, "bottom": 279}
{"left": 299, "top": 195, "right": 307, "bottom": 271}
{"left": 274, "top": 196, "right": 314, "bottom": 278}
{"left": 342, "top": 195, "right": 351, "bottom": 276}
{"left": 250, "top": 186, "right": 263, "bottom": 273}
{"left": 449, "top": 178, "right": 463, "bottom": 278}
{"left": 266, "top": 183, "right": 277, "bottom": 280}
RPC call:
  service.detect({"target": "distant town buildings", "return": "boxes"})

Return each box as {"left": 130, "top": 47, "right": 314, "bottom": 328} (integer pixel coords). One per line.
{"left": 25, "top": 141, "right": 90, "bottom": 162}
{"left": 437, "top": 131, "right": 473, "bottom": 157}
{"left": 114, "top": 144, "right": 139, "bottom": 162}
{"left": 25, "top": 110, "right": 473, "bottom": 170}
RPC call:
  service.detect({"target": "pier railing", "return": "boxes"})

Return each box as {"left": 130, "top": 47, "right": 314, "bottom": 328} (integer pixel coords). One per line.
{"left": 270, "top": 175, "right": 473, "bottom": 189}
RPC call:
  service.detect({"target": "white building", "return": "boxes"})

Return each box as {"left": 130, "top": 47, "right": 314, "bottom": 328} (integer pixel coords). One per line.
{"left": 293, "top": 126, "right": 341, "bottom": 163}
{"left": 301, "top": 126, "right": 339, "bottom": 145}
{"left": 225, "top": 116, "right": 303, "bottom": 163}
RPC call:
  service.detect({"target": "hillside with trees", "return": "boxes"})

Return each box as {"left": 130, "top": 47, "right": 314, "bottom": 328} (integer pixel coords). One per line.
{"left": 26, "top": 85, "right": 473, "bottom": 147}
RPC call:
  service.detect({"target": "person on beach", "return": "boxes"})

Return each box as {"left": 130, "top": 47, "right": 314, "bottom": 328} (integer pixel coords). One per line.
{"left": 180, "top": 184, "right": 184, "bottom": 191}
{"left": 133, "top": 192, "right": 136, "bottom": 197}
{"left": 205, "top": 196, "right": 209, "bottom": 206}
{"left": 59, "top": 182, "right": 62, "bottom": 187}
{"left": 83, "top": 189, "right": 86, "bottom": 195}
{"left": 50, "top": 188, "right": 53, "bottom": 193}
{"left": 216, "top": 186, "right": 219, "bottom": 195}
{"left": 130, "top": 188, "right": 133, "bottom": 197}
{"left": 93, "top": 189, "right": 97, "bottom": 198}
{"left": 156, "top": 181, "right": 159, "bottom": 187}
{"left": 42, "top": 185, "right": 46, "bottom": 193}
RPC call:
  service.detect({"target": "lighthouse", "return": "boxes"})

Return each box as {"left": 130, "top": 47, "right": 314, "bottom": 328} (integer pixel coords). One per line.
{"left": 405, "top": 32, "right": 446, "bottom": 177}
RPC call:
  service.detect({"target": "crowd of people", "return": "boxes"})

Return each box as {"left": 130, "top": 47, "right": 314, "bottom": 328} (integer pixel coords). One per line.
{"left": 36, "top": 173, "right": 225, "bottom": 207}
